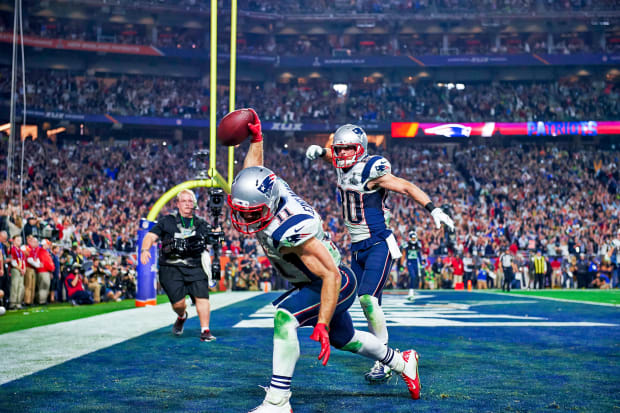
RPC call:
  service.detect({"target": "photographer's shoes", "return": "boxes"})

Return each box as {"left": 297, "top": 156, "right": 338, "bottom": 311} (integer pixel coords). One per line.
{"left": 172, "top": 311, "right": 188, "bottom": 336}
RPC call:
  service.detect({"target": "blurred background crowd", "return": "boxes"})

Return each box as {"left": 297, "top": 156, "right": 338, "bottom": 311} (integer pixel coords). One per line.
{"left": 0, "top": 0, "right": 619, "bottom": 310}
{"left": 1, "top": 69, "right": 619, "bottom": 123}
{"left": 0, "top": 136, "right": 618, "bottom": 311}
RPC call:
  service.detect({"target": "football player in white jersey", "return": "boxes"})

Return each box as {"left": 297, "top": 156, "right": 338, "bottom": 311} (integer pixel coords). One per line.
{"left": 229, "top": 111, "right": 421, "bottom": 413}
{"left": 306, "top": 124, "right": 454, "bottom": 382}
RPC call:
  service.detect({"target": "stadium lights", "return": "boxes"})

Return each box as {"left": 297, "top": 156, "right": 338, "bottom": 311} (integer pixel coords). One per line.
{"left": 332, "top": 84, "right": 348, "bottom": 97}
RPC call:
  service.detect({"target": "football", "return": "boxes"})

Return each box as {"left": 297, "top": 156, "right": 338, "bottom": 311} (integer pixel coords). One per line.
{"left": 216, "top": 108, "right": 255, "bottom": 146}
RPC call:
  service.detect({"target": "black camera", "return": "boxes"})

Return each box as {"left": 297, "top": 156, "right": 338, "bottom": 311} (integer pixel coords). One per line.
{"left": 205, "top": 187, "right": 225, "bottom": 281}
{"left": 208, "top": 187, "right": 225, "bottom": 214}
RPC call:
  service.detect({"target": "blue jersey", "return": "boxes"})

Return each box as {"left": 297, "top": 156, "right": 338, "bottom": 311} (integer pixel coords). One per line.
{"left": 336, "top": 155, "right": 393, "bottom": 251}
{"left": 257, "top": 178, "right": 341, "bottom": 285}
{"left": 401, "top": 241, "right": 422, "bottom": 264}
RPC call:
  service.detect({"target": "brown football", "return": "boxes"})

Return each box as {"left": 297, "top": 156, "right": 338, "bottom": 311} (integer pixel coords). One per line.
{"left": 216, "top": 109, "right": 255, "bottom": 146}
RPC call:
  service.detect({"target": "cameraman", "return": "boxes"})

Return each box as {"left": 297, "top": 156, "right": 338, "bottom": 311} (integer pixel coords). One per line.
{"left": 140, "top": 189, "right": 216, "bottom": 342}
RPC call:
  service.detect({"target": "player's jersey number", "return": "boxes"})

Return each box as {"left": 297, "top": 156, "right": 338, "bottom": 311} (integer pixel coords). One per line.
{"left": 338, "top": 188, "right": 363, "bottom": 224}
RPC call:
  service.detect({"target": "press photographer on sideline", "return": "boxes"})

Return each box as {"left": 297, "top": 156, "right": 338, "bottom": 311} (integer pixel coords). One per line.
{"left": 140, "top": 189, "right": 217, "bottom": 342}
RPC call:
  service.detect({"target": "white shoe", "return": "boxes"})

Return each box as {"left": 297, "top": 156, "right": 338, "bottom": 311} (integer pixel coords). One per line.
{"left": 249, "top": 387, "right": 293, "bottom": 413}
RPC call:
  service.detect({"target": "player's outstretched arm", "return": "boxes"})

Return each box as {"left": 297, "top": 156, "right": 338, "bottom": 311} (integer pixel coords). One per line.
{"left": 305, "top": 145, "right": 333, "bottom": 163}
{"left": 280, "top": 237, "right": 341, "bottom": 366}
{"left": 370, "top": 174, "right": 455, "bottom": 231}
{"left": 243, "top": 108, "right": 264, "bottom": 169}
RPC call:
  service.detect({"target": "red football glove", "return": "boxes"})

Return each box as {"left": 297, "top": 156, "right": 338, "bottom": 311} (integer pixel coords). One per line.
{"left": 247, "top": 108, "right": 263, "bottom": 143}
{"left": 310, "top": 323, "right": 330, "bottom": 366}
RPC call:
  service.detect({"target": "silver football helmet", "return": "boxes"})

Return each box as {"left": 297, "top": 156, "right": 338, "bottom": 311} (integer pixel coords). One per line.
{"left": 227, "top": 166, "right": 281, "bottom": 234}
{"left": 409, "top": 230, "right": 418, "bottom": 242}
{"left": 331, "top": 124, "right": 368, "bottom": 168}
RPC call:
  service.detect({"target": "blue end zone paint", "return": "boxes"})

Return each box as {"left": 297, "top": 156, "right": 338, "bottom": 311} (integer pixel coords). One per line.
{"left": 1, "top": 291, "right": 618, "bottom": 412}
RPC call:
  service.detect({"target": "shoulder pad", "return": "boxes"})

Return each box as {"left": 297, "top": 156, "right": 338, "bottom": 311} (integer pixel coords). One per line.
{"left": 361, "top": 156, "right": 391, "bottom": 184}
{"left": 272, "top": 214, "right": 320, "bottom": 249}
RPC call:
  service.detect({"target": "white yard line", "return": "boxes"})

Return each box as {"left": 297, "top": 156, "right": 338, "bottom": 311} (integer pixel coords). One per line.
{"left": 493, "top": 291, "right": 619, "bottom": 307}
{"left": 0, "top": 291, "right": 262, "bottom": 385}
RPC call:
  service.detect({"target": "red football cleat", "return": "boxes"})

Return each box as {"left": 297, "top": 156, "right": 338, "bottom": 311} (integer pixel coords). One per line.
{"left": 401, "top": 350, "right": 421, "bottom": 400}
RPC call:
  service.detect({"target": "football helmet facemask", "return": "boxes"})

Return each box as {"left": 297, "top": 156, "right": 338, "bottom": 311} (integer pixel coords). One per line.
{"left": 228, "top": 166, "right": 280, "bottom": 234}
{"left": 331, "top": 124, "right": 368, "bottom": 168}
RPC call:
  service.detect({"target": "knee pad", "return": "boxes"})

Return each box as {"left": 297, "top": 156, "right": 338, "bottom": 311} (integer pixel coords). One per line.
{"left": 274, "top": 308, "right": 299, "bottom": 340}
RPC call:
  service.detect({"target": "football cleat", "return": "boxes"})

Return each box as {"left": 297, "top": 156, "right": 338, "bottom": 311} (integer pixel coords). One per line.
{"left": 172, "top": 312, "right": 188, "bottom": 336}
{"left": 401, "top": 350, "right": 421, "bottom": 400}
{"left": 249, "top": 387, "right": 293, "bottom": 413}
{"left": 365, "top": 360, "right": 392, "bottom": 383}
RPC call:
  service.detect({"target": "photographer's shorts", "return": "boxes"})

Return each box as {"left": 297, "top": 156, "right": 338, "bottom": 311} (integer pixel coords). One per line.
{"left": 159, "top": 264, "right": 210, "bottom": 303}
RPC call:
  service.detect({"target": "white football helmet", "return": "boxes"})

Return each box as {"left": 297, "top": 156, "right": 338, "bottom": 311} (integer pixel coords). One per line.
{"left": 409, "top": 230, "right": 418, "bottom": 242}
{"left": 331, "top": 124, "right": 368, "bottom": 168}
{"left": 227, "top": 166, "right": 280, "bottom": 234}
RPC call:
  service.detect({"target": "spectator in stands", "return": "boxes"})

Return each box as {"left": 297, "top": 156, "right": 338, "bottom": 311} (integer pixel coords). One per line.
{"left": 22, "top": 215, "right": 41, "bottom": 239}
{"left": 115, "top": 233, "right": 135, "bottom": 253}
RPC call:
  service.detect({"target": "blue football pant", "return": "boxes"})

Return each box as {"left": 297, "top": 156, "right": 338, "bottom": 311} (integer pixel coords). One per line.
{"left": 272, "top": 266, "right": 358, "bottom": 348}
{"left": 351, "top": 240, "right": 394, "bottom": 305}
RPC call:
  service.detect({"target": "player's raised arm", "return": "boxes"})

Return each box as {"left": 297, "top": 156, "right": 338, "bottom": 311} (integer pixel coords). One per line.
{"left": 280, "top": 237, "right": 341, "bottom": 366}
{"left": 243, "top": 108, "right": 264, "bottom": 169}
{"left": 306, "top": 145, "right": 333, "bottom": 163}
{"left": 370, "top": 173, "right": 455, "bottom": 231}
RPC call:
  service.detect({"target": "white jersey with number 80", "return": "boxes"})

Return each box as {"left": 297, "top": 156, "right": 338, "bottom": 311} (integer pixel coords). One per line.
{"left": 336, "top": 155, "right": 392, "bottom": 245}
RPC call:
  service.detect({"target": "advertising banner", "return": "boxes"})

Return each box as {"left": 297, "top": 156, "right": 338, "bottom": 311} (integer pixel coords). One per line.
{"left": 0, "top": 33, "right": 163, "bottom": 56}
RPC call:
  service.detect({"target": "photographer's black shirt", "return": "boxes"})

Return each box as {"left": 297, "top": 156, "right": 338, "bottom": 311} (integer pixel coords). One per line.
{"left": 150, "top": 212, "right": 211, "bottom": 270}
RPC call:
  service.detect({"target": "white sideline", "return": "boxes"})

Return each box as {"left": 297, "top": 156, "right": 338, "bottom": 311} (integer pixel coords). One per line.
{"left": 0, "top": 291, "right": 262, "bottom": 385}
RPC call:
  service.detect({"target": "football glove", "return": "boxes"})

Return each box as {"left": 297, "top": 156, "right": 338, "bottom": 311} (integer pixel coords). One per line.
{"left": 431, "top": 207, "right": 455, "bottom": 232}
{"left": 310, "top": 323, "right": 330, "bottom": 366}
{"left": 306, "top": 145, "right": 326, "bottom": 160}
{"left": 247, "top": 108, "right": 263, "bottom": 143}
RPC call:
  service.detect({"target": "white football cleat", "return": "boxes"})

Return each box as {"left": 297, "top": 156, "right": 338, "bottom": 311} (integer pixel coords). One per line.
{"left": 401, "top": 350, "right": 421, "bottom": 400}
{"left": 249, "top": 387, "right": 293, "bottom": 413}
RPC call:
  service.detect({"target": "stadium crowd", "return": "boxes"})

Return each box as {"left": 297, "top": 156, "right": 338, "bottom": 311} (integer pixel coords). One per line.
{"left": 0, "top": 133, "right": 618, "bottom": 311}
{"left": 3, "top": 0, "right": 620, "bottom": 57}
{"left": 2, "top": 68, "right": 619, "bottom": 123}
{"left": 3, "top": 15, "right": 617, "bottom": 56}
